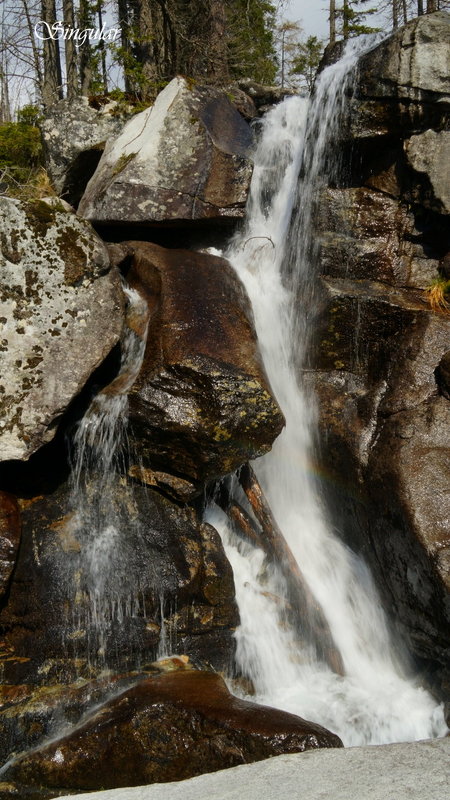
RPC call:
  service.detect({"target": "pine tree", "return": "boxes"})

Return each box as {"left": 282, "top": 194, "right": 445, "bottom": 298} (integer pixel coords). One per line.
{"left": 290, "top": 35, "right": 323, "bottom": 93}
{"left": 340, "top": 0, "right": 380, "bottom": 39}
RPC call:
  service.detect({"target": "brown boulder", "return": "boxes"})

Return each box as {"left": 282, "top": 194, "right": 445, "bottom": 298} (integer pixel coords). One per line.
{"left": 4, "top": 670, "right": 342, "bottom": 793}
{"left": 112, "top": 241, "right": 284, "bottom": 489}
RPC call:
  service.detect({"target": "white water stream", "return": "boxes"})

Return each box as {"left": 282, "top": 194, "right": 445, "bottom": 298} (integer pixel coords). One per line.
{"left": 67, "top": 284, "right": 150, "bottom": 667}
{"left": 207, "top": 40, "right": 447, "bottom": 746}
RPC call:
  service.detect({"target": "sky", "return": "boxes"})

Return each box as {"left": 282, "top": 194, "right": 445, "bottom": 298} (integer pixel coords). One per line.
{"left": 283, "top": 0, "right": 331, "bottom": 39}
{"left": 281, "top": 0, "right": 387, "bottom": 42}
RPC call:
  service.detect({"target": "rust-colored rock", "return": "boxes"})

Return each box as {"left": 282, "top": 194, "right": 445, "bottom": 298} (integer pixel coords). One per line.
{"left": 0, "top": 492, "right": 20, "bottom": 600}
{"left": 4, "top": 670, "right": 342, "bottom": 793}
{"left": 111, "top": 241, "right": 284, "bottom": 489}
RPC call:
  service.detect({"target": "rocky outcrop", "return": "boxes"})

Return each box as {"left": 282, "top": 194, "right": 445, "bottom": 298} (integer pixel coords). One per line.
{"left": 0, "top": 197, "right": 124, "bottom": 462}
{"left": 78, "top": 77, "right": 254, "bottom": 228}
{"left": 236, "top": 79, "right": 298, "bottom": 114}
{"left": 352, "top": 12, "right": 450, "bottom": 139}
{"left": 0, "top": 482, "right": 238, "bottom": 687}
{"left": 3, "top": 670, "right": 342, "bottom": 795}
{"left": 111, "top": 241, "right": 284, "bottom": 490}
{"left": 404, "top": 131, "right": 450, "bottom": 215}
{"left": 40, "top": 97, "right": 131, "bottom": 207}
{"left": 311, "top": 12, "right": 450, "bottom": 695}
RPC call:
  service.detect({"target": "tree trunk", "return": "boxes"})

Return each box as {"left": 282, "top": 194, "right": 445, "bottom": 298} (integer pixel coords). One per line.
{"left": 329, "top": 0, "right": 336, "bottom": 44}
{"left": 41, "top": 0, "right": 63, "bottom": 107}
{"left": 117, "top": 0, "right": 132, "bottom": 93}
{"left": 418, "top": 0, "right": 424, "bottom": 14}
{"left": 79, "top": 0, "right": 94, "bottom": 96}
{"left": 97, "top": 1, "right": 108, "bottom": 93}
{"left": 343, "top": 0, "right": 349, "bottom": 40}
{"left": 402, "top": 0, "right": 408, "bottom": 23}
{"left": 426, "top": 0, "right": 437, "bottom": 11}
{"left": 135, "top": 0, "right": 158, "bottom": 98}
{"left": 0, "top": 68, "right": 11, "bottom": 124}
{"left": 208, "top": 0, "right": 229, "bottom": 83}
{"left": 63, "top": 0, "right": 78, "bottom": 100}
{"left": 22, "top": 0, "right": 44, "bottom": 98}
{"left": 393, "top": 0, "right": 399, "bottom": 27}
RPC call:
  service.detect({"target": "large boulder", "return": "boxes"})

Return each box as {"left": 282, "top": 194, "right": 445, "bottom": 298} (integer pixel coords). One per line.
{"left": 3, "top": 670, "right": 342, "bottom": 795}
{"left": 358, "top": 12, "right": 450, "bottom": 102}
{"left": 0, "top": 197, "right": 123, "bottom": 461}
{"left": 111, "top": 241, "right": 284, "bottom": 490}
{"left": 78, "top": 77, "right": 254, "bottom": 228}
{"left": 40, "top": 97, "right": 131, "bottom": 206}
{"left": 0, "top": 197, "right": 124, "bottom": 462}
{"left": 350, "top": 12, "right": 450, "bottom": 138}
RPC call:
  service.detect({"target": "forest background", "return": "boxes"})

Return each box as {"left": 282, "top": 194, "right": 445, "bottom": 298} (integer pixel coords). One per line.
{"left": 0, "top": 0, "right": 448, "bottom": 190}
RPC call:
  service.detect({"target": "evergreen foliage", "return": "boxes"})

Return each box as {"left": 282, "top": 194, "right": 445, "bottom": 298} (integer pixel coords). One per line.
{"left": 290, "top": 35, "right": 324, "bottom": 92}
{"left": 227, "top": 0, "right": 278, "bottom": 84}
{"left": 340, "top": 0, "right": 381, "bottom": 38}
{"left": 0, "top": 106, "right": 43, "bottom": 184}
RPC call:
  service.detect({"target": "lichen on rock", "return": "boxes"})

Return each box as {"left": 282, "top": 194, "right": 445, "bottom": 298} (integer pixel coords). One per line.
{"left": 0, "top": 196, "right": 124, "bottom": 462}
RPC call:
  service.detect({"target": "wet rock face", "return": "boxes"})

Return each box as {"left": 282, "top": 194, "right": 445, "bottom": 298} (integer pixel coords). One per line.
{"left": 78, "top": 77, "right": 254, "bottom": 227}
{"left": 40, "top": 97, "right": 131, "bottom": 206}
{"left": 111, "top": 241, "right": 284, "bottom": 489}
{"left": 0, "top": 492, "right": 20, "bottom": 601}
{"left": 311, "top": 11, "right": 450, "bottom": 696}
{"left": 0, "top": 482, "right": 238, "bottom": 686}
{"left": 3, "top": 670, "right": 342, "bottom": 794}
{"left": 0, "top": 197, "right": 124, "bottom": 462}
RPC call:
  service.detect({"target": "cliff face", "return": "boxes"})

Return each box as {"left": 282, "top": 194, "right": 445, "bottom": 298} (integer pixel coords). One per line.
{"left": 312, "top": 12, "right": 450, "bottom": 695}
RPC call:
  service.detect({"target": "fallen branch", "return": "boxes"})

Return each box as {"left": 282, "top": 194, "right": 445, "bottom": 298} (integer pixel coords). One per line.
{"left": 235, "top": 463, "right": 345, "bottom": 677}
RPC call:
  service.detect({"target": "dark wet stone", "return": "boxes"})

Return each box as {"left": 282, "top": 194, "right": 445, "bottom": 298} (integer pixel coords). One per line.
{"left": 111, "top": 241, "right": 284, "bottom": 490}
{"left": 3, "top": 670, "right": 342, "bottom": 794}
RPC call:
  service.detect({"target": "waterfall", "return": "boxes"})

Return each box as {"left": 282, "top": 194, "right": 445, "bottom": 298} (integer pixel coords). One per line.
{"left": 207, "top": 39, "right": 448, "bottom": 746}
{"left": 65, "top": 284, "right": 151, "bottom": 671}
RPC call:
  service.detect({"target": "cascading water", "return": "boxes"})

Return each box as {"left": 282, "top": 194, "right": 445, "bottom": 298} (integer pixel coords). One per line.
{"left": 207, "top": 39, "right": 448, "bottom": 746}
{"left": 65, "top": 284, "right": 151, "bottom": 670}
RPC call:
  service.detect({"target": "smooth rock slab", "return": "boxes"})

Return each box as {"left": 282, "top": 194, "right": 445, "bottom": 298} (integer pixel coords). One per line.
{"left": 42, "top": 738, "right": 450, "bottom": 800}
{"left": 0, "top": 197, "right": 124, "bottom": 461}
{"left": 404, "top": 130, "right": 450, "bottom": 215}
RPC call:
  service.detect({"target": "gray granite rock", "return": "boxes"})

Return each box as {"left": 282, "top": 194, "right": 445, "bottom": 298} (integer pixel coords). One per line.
{"left": 0, "top": 197, "right": 124, "bottom": 461}
{"left": 78, "top": 77, "right": 254, "bottom": 226}
{"left": 40, "top": 97, "right": 130, "bottom": 205}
